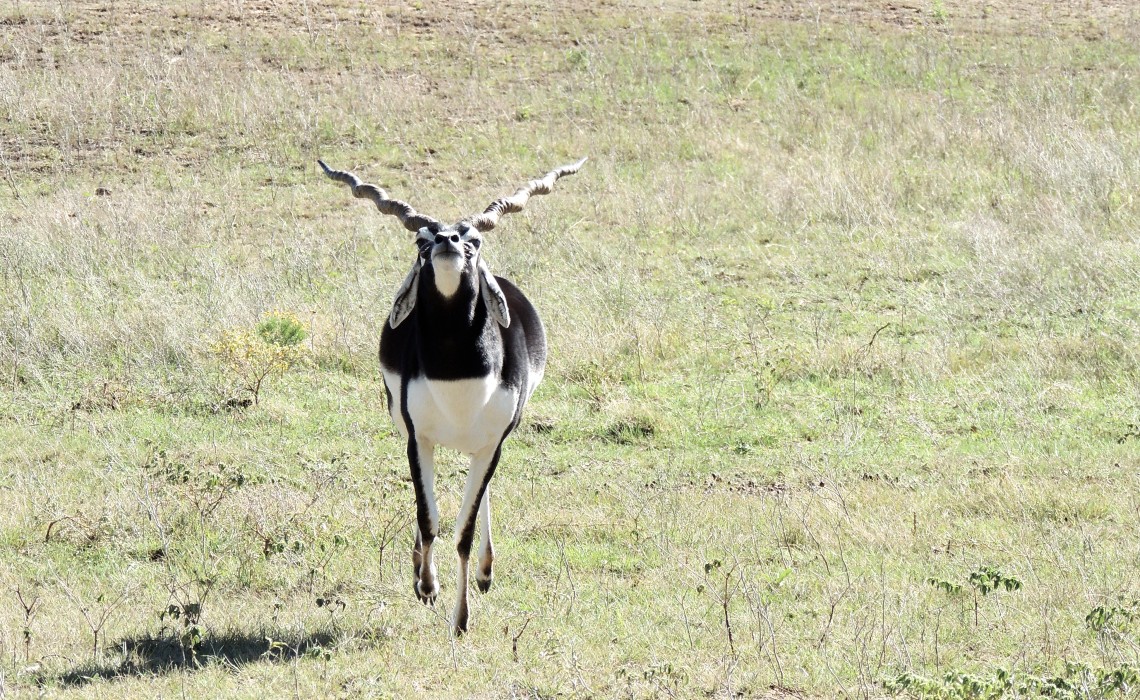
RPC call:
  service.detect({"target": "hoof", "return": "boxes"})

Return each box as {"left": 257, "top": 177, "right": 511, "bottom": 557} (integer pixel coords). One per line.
{"left": 415, "top": 579, "right": 438, "bottom": 605}
{"left": 452, "top": 612, "right": 468, "bottom": 637}
{"left": 476, "top": 575, "right": 493, "bottom": 593}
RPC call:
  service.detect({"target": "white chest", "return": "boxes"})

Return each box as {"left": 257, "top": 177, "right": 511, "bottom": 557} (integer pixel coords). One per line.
{"left": 383, "top": 370, "right": 518, "bottom": 455}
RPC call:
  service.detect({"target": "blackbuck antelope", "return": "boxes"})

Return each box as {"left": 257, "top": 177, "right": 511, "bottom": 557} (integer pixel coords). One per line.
{"left": 318, "top": 156, "right": 586, "bottom": 635}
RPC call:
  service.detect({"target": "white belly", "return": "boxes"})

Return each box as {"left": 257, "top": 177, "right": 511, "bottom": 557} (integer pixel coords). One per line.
{"left": 383, "top": 370, "right": 519, "bottom": 455}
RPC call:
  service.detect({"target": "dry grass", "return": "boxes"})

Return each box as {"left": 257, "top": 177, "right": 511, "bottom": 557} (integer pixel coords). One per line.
{"left": 1, "top": 1, "right": 1140, "bottom": 698}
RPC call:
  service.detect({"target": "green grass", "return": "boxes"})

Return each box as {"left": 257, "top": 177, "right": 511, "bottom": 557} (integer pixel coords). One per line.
{"left": 2, "top": 1, "right": 1140, "bottom": 697}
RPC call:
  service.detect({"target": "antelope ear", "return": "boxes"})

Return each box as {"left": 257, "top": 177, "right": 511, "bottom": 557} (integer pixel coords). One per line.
{"left": 389, "top": 258, "right": 421, "bottom": 328}
{"left": 478, "top": 261, "right": 511, "bottom": 328}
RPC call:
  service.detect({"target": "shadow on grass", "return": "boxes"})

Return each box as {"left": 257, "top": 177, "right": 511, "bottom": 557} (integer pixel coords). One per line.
{"left": 53, "top": 630, "right": 337, "bottom": 686}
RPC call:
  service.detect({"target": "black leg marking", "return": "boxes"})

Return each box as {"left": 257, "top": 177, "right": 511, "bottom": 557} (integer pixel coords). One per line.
{"left": 407, "top": 437, "right": 437, "bottom": 604}
{"left": 476, "top": 489, "right": 494, "bottom": 593}
{"left": 454, "top": 594, "right": 469, "bottom": 636}
{"left": 402, "top": 379, "right": 438, "bottom": 605}
{"left": 457, "top": 445, "right": 502, "bottom": 567}
{"left": 407, "top": 436, "right": 435, "bottom": 549}
{"left": 450, "top": 443, "right": 508, "bottom": 637}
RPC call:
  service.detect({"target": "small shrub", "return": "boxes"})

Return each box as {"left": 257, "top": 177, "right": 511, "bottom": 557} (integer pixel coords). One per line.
{"left": 256, "top": 313, "right": 307, "bottom": 347}
{"left": 210, "top": 311, "right": 308, "bottom": 405}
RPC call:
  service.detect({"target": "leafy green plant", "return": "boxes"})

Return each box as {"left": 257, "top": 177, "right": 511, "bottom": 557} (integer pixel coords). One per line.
{"left": 210, "top": 311, "right": 308, "bottom": 406}
{"left": 1086, "top": 602, "right": 1138, "bottom": 634}
{"left": 886, "top": 662, "right": 1139, "bottom": 699}
{"left": 967, "top": 566, "right": 1022, "bottom": 626}
{"left": 159, "top": 601, "right": 204, "bottom": 665}
{"left": 927, "top": 567, "right": 1021, "bottom": 625}
{"left": 968, "top": 566, "right": 1022, "bottom": 596}
{"left": 927, "top": 577, "right": 963, "bottom": 596}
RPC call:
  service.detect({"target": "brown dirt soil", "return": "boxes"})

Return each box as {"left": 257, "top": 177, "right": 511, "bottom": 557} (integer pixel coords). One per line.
{"left": 744, "top": 0, "right": 1138, "bottom": 38}
{"left": 0, "top": 0, "right": 1133, "bottom": 174}
{"left": 1, "top": 0, "right": 1137, "bottom": 42}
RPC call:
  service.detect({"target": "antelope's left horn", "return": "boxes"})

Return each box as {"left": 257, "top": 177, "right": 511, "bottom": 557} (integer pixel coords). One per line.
{"left": 465, "top": 157, "right": 588, "bottom": 233}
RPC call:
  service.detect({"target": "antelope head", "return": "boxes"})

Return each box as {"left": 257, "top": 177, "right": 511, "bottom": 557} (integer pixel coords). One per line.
{"left": 318, "top": 157, "right": 587, "bottom": 329}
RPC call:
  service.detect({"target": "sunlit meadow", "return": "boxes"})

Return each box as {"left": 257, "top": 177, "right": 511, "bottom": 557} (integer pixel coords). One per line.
{"left": 1, "top": 1, "right": 1139, "bottom": 697}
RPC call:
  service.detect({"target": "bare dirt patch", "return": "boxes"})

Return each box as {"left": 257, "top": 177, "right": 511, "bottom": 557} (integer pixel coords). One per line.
{"left": 745, "top": 0, "right": 1138, "bottom": 38}
{"left": 4, "top": 1, "right": 1136, "bottom": 45}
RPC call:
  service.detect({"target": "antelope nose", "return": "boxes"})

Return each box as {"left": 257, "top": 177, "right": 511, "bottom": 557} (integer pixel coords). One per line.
{"left": 435, "top": 233, "right": 460, "bottom": 244}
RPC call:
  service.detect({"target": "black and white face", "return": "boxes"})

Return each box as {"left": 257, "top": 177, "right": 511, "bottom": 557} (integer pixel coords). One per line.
{"left": 416, "top": 224, "right": 483, "bottom": 297}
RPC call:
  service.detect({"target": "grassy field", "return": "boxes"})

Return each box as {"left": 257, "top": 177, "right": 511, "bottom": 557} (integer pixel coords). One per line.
{"left": 2, "top": 1, "right": 1140, "bottom": 697}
